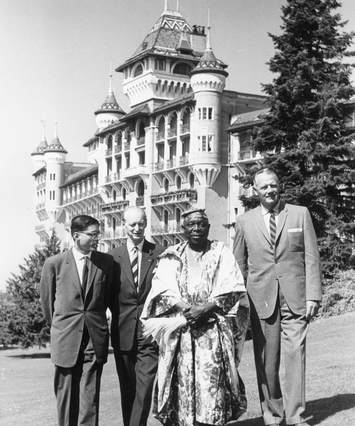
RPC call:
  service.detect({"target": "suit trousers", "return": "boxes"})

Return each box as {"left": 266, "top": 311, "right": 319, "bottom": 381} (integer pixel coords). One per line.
{"left": 250, "top": 288, "right": 308, "bottom": 425}
{"left": 54, "top": 330, "right": 103, "bottom": 426}
{"left": 114, "top": 334, "right": 158, "bottom": 426}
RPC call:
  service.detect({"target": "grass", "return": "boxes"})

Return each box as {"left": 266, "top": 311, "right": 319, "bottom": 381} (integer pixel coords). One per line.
{"left": 0, "top": 312, "right": 355, "bottom": 425}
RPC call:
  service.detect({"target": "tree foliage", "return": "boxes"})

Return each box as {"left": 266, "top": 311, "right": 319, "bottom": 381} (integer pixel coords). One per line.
{"left": 3, "top": 231, "right": 61, "bottom": 348}
{"left": 243, "top": 0, "right": 355, "bottom": 276}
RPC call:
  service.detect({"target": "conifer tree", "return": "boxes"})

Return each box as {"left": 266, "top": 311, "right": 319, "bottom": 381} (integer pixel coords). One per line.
{"left": 247, "top": 0, "right": 355, "bottom": 276}
{"left": 5, "top": 231, "right": 61, "bottom": 347}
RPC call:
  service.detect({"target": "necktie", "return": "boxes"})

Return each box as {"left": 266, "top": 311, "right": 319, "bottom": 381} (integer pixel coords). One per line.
{"left": 131, "top": 246, "right": 139, "bottom": 287}
{"left": 269, "top": 210, "right": 276, "bottom": 248}
{"left": 82, "top": 256, "right": 89, "bottom": 297}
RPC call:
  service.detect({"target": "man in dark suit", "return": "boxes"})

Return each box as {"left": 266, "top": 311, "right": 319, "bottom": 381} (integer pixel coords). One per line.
{"left": 110, "top": 206, "right": 164, "bottom": 426}
{"left": 234, "top": 168, "right": 322, "bottom": 426}
{"left": 40, "top": 215, "right": 114, "bottom": 426}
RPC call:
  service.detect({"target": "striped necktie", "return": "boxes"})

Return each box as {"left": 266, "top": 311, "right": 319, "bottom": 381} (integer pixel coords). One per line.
{"left": 269, "top": 210, "right": 276, "bottom": 247}
{"left": 131, "top": 246, "right": 139, "bottom": 287}
{"left": 81, "top": 256, "right": 89, "bottom": 297}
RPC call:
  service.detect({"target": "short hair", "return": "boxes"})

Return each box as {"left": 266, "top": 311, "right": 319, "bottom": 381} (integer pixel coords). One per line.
{"left": 123, "top": 206, "right": 147, "bottom": 223}
{"left": 70, "top": 215, "right": 99, "bottom": 235}
{"left": 253, "top": 167, "right": 279, "bottom": 185}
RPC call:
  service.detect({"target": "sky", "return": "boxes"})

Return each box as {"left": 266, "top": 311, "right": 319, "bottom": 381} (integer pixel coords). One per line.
{"left": 0, "top": 0, "right": 354, "bottom": 291}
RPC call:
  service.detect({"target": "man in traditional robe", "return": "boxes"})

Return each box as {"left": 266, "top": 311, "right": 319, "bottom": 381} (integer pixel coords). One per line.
{"left": 141, "top": 209, "right": 249, "bottom": 426}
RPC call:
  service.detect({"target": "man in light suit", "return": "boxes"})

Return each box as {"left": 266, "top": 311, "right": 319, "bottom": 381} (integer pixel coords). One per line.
{"left": 40, "top": 215, "right": 114, "bottom": 426}
{"left": 110, "top": 206, "right": 164, "bottom": 426}
{"left": 234, "top": 168, "right": 322, "bottom": 426}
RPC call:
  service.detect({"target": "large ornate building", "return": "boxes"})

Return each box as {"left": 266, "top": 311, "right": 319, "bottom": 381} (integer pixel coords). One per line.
{"left": 36, "top": 4, "right": 353, "bottom": 251}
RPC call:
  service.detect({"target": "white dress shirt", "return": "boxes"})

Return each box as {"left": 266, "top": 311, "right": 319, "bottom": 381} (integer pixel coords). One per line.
{"left": 127, "top": 239, "right": 144, "bottom": 283}
{"left": 72, "top": 246, "right": 91, "bottom": 286}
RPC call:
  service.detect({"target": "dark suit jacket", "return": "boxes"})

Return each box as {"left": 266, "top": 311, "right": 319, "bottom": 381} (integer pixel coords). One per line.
{"left": 234, "top": 203, "right": 322, "bottom": 319}
{"left": 40, "top": 249, "right": 114, "bottom": 368}
{"left": 109, "top": 239, "right": 164, "bottom": 352}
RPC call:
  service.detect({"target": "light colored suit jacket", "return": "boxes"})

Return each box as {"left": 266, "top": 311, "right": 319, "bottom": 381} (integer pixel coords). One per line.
{"left": 234, "top": 203, "right": 322, "bottom": 319}
{"left": 40, "top": 249, "right": 114, "bottom": 367}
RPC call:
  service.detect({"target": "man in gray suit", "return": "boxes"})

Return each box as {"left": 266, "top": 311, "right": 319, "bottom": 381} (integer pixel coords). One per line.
{"left": 234, "top": 168, "right": 322, "bottom": 426}
{"left": 40, "top": 215, "right": 114, "bottom": 426}
{"left": 110, "top": 207, "right": 164, "bottom": 426}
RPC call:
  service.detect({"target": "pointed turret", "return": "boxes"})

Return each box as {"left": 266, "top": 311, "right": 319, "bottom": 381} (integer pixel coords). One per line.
{"left": 31, "top": 121, "right": 49, "bottom": 172}
{"left": 191, "top": 12, "right": 228, "bottom": 77}
{"left": 95, "top": 70, "right": 125, "bottom": 130}
{"left": 45, "top": 123, "right": 67, "bottom": 154}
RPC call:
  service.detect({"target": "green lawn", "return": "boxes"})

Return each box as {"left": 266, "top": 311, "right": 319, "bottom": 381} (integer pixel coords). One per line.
{"left": 1, "top": 312, "right": 354, "bottom": 425}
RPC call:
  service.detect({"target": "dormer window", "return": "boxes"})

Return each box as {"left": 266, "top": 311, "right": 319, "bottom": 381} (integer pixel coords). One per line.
{"left": 134, "top": 64, "right": 143, "bottom": 77}
{"left": 173, "top": 63, "right": 192, "bottom": 76}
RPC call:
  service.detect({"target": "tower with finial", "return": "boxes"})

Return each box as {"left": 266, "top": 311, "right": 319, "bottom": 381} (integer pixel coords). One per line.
{"left": 31, "top": 120, "right": 48, "bottom": 173}
{"left": 190, "top": 9, "right": 228, "bottom": 187}
{"left": 116, "top": 0, "right": 206, "bottom": 109}
{"left": 95, "top": 67, "right": 125, "bottom": 130}
{"left": 42, "top": 123, "right": 67, "bottom": 220}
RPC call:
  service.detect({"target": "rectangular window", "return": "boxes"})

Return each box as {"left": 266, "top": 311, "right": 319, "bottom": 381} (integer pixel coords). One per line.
{"left": 202, "top": 135, "right": 207, "bottom": 151}
{"left": 125, "top": 153, "right": 130, "bottom": 169}
{"left": 208, "top": 135, "right": 214, "bottom": 152}
{"left": 138, "top": 151, "right": 145, "bottom": 165}
{"left": 202, "top": 108, "right": 207, "bottom": 120}
{"left": 208, "top": 107, "right": 213, "bottom": 120}
{"left": 107, "top": 158, "right": 112, "bottom": 174}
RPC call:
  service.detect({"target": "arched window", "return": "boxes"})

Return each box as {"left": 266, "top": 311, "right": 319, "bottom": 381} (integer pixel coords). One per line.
{"left": 189, "top": 173, "right": 195, "bottom": 189}
{"left": 176, "top": 175, "right": 182, "bottom": 190}
{"left": 112, "top": 190, "right": 116, "bottom": 201}
{"left": 181, "top": 110, "right": 190, "bottom": 134}
{"left": 168, "top": 113, "right": 177, "bottom": 138}
{"left": 134, "top": 63, "right": 143, "bottom": 77}
{"left": 137, "top": 180, "right": 145, "bottom": 196}
{"left": 157, "top": 116, "right": 165, "bottom": 140}
{"left": 112, "top": 217, "right": 116, "bottom": 232}
{"left": 163, "top": 210, "right": 169, "bottom": 230}
{"left": 173, "top": 63, "right": 192, "bottom": 76}
{"left": 164, "top": 178, "right": 169, "bottom": 193}
{"left": 107, "top": 135, "right": 113, "bottom": 150}
{"left": 122, "top": 187, "right": 127, "bottom": 200}
{"left": 176, "top": 208, "right": 181, "bottom": 227}
{"left": 163, "top": 239, "right": 169, "bottom": 248}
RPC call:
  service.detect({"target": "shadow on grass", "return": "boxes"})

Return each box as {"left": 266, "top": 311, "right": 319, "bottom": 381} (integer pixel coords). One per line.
{"left": 305, "top": 394, "right": 355, "bottom": 425}
{"left": 7, "top": 352, "right": 50, "bottom": 359}
{"left": 236, "top": 394, "right": 355, "bottom": 425}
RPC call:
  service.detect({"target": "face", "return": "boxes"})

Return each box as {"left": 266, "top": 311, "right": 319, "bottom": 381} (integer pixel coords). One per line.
{"left": 182, "top": 213, "right": 210, "bottom": 248}
{"left": 254, "top": 172, "right": 280, "bottom": 210}
{"left": 73, "top": 224, "right": 100, "bottom": 254}
{"left": 124, "top": 208, "right": 147, "bottom": 245}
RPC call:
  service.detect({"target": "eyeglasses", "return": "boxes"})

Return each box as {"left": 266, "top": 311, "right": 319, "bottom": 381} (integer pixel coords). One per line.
{"left": 78, "top": 231, "right": 101, "bottom": 240}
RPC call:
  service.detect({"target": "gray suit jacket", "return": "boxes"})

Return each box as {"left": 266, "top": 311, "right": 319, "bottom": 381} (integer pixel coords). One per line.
{"left": 40, "top": 249, "right": 114, "bottom": 367}
{"left": 234, "top": 203, "right": 322, "bottom": 319}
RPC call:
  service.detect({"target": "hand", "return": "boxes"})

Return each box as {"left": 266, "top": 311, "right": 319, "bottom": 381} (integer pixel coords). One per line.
{"left": 306, "top": 300, "right": 320, "bottom": 321}
{"left": 183, "top": 302, "right": 217, "bottom": 325}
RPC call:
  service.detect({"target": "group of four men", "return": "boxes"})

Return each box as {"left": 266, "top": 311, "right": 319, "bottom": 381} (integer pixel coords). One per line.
{"left": 40, "top": 167, "right": 321, "bottom": 426}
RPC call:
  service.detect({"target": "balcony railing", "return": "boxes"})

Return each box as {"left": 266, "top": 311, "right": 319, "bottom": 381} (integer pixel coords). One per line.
{"left": 156, "top": 132, "right": 165, "bottom": 141}
{"left": 124, "top": 140, "right": 130, "bottom": 151}
{"left": 105, "top": 148, "right": 113, "bottom": 156}
{"left": 115, "top": 144, "right": 122, "bottom": 153}
{"left": 151, "top": 189, "right": 197, "bottom": 206}
{"left": 63, "top": 187, "right": 98, "bottom": 204}
{"left": 136, "top": 136, "right": 145, "bottom": 146}
{"left": 100, "top": 200, "right": 129, "bottom": 213}
{"left": 166, "top": 157, "right": 177, "bottom": 169}
{"left": 167, "top": 128, "right": 177, "bottom": 138}
{"left": 36, "top": 203, "right": 45, "bottom": 210}
{"left": 238, "top": 150, "right": 258, "bottom": 161}
{"left": 151, "top": 223, "right": 183, "bottom": 235}
{"left": 179, "top": 154, "right": 189, "bottom": 165}
{"left": 180, "top": 124, "right": 190, "bottom": 135}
